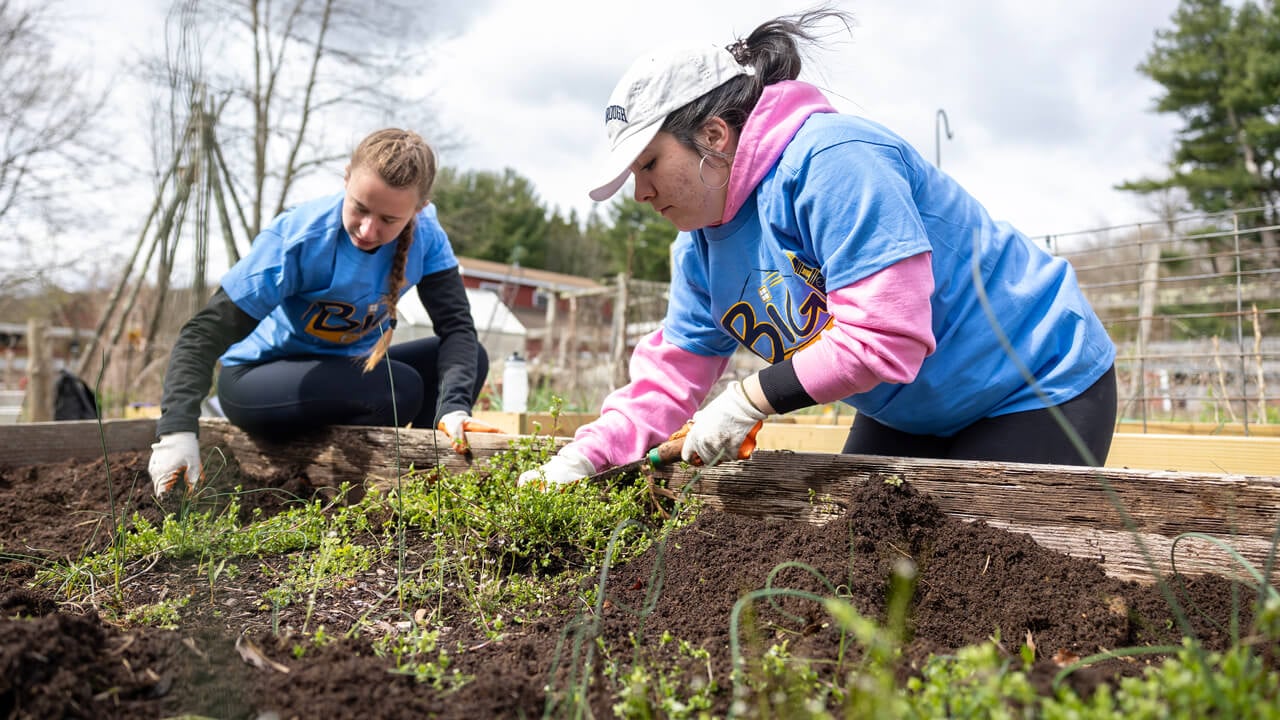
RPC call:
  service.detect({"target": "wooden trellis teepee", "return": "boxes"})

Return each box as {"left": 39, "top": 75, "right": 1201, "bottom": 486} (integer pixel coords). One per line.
{"left": 72, "top": 92, "right": 248, "bottom": 404}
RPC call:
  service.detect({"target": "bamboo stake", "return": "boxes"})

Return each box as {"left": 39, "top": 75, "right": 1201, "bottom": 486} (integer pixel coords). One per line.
{"left": 191, "top": 98, "right": 212, "bottom": 315}
{"left": 142, "top": 166, "right": 196, "bottom": 363}
{"left": 101, "top": 160, "right": 196, "bottom": 380}
{"left": 1211, "top": 335, "right": 1238, "bottom": 423}
{"left": 211, "top": 124, "right": 253, "bottom": 242}
{"left": 74, "top": 119, "right": 195, "bottom": 377}
{"left": 1254, "top": 304, "right": 1267, "bottom": 425}
{"left": 1134, "top": 223, "right": 1160, "bottom": 426}
{"left": 206, "top": 118, "right": 241, "bottom": 266}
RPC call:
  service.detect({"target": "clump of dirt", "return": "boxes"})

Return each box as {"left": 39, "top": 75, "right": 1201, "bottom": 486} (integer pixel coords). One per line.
{"left": 0, "top": 451, "right": 1266, "bottom": 719}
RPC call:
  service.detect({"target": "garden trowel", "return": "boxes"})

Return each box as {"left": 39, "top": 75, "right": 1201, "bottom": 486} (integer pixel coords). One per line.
{"left": 584, "top": 417, "right": 768, "bottom": 485}
{"left": 583, "top": 432, "right": 687, "bottom": 485}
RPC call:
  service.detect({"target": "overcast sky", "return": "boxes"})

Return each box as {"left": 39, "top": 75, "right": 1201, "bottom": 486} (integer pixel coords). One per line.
{"left": 421, "top": 0, "right": 1185, "bottom": 239}
{"left": 71, "top": 0, "right": 1184, "bottom": 256}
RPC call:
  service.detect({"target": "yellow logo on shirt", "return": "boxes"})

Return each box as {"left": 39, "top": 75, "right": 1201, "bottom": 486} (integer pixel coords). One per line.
{"left": 721, "top": 254, "right": 831, "bottom": 363}
{"left": 303, "top": 300, "right": 386, "bottom": 344}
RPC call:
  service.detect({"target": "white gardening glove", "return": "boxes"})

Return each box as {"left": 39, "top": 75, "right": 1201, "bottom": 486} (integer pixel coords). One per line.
{"left": 437, "top": 410, "right": 501, "bottom": 454}
{"left": 148, "top": 431, "right": 202, "bottom": 496}
{"left": 517, "top": 447, "right": 596, "bottom": 490}
{"left": 682, "top": 381, "right": 767, "bottom": 467}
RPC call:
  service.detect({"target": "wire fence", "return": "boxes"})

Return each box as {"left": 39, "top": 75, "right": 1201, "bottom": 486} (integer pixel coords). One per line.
{"left": 8, "top": 208, "right": 1275, "bottom": 435}
{"left": 539, "top": 207, "right": 1280, "bottom": 435}
{"left": 1044, "top": 206, "right": 1279, "bottom": 433}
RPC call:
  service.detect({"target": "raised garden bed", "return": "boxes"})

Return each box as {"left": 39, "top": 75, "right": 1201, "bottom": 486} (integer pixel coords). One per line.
{"left": 1, "top": 419, "right": 1277, "bottom": 718}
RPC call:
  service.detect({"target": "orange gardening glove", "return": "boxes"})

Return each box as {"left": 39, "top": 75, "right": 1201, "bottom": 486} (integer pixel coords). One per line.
{"left": 437, "top": 410, "right": 501, "bottom": 454}
{"left": 681, "top": 381, "right": 767, "bottom": 467}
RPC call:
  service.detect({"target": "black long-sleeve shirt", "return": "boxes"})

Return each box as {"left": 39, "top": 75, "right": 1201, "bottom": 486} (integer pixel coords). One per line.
{"left": 156, "top": 266, "right": 478, "bottom": 437}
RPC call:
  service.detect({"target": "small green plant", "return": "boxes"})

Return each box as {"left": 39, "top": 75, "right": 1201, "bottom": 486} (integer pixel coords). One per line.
{"left": 374, "top": 624, "right": 472, "bottom": 691}
{"left": 742, "top": 642, "right": 838, "bottom": 718}
{"left": 610, "top": 659, "right": 717, "bottom": 719}
{"left": 603, "top": 630, "right": 718, "bottom": 720}
{"left": 291, "top": 626, "right": 338, "bottom": 659}
{"left": 263, "top": 531, "right": 376, "bottom": 633}
{"left": 123, "top": 596, "right": 191, "bottom": 629}
{"left": 906, "top": 639, "right": 1037, "bottom": 717}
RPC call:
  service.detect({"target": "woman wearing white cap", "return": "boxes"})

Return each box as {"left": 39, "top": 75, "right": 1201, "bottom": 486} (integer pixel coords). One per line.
{"left": 520, "top": 8, "right": 1116, "bottom": 488}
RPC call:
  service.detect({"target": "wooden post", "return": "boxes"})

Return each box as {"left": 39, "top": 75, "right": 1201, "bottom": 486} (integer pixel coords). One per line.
{"left": 26, "top": 319, "right": 52, "bottom": 422}
{"left": 561, "top": 295, "right": 577, "bottom": 372}
{"left": 611, "top": 272, "right": 629, "bottom": 388}
{"left": 543, "top": 289, "right": 557, "bottom": 361}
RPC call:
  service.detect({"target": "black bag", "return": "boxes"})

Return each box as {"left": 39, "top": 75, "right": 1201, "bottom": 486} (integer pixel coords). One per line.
{"left": 54, "top": 369, "right": 99, "bottom": 421}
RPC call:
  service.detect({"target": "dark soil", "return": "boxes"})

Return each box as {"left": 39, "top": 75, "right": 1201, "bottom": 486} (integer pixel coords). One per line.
{"left": 0, "top": 450, "right": 1268, "bottom": 719}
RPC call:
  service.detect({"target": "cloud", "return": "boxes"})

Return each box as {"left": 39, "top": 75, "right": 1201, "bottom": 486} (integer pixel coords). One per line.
{"left": 419, "top": 0, "right": 1184, "bottom": 236}
{"left": 59, "top": 0, "right": 1187, "bottom": 278}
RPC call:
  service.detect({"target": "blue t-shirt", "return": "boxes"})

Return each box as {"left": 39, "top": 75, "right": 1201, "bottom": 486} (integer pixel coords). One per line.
{"left": 664, "top": 113, "right": 1115, "bottom": 436}
{"left": 219, "top": 192, "right": 458, "bottom": 366}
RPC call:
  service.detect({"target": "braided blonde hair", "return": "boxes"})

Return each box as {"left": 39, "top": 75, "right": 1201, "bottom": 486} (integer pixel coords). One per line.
{"left": 348, "top": 129, "right": 438, "bottom": 373}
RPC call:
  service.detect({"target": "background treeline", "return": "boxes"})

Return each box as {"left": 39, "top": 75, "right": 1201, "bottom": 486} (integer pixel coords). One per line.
{"left": 3, "top": 0, "right": 1280, "bottom": 304}
{"left": 430, "top": 169, "right": 676, "bottom": 282}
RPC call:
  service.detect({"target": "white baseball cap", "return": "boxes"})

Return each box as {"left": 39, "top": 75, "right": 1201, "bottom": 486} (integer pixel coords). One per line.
{"left": 588, "top": 44, "right": 752, "bottom": 202}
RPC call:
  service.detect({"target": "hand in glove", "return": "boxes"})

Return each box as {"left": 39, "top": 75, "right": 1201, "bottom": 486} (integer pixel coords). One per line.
{"left": 148, "top": 431, "right": 202, "bottom": 496}
{"left": 517, "top": 447, "right": 596, "bottom": 490}
{"left": 437, "top": 410, "right": 502, "bottom": 454}
{"left": 682, "top": 381, "right": 767, "bottom": 467}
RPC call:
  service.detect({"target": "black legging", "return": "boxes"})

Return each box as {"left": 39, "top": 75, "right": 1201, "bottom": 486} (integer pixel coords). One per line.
{"left": 216, "top": 338, "right": 488, "bottom": 438}
{"left": 842, "top": 366, "right": 1117, "bottom": 466}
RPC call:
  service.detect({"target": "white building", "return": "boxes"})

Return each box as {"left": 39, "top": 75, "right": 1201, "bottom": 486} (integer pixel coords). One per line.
{"left": 396, "top": 287, "right": 527, "bottom": 364}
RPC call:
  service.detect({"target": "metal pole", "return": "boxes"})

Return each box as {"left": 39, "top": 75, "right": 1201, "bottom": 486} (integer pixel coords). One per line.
{"left": 935, "top": 109, "right": 954, "bottom": 167}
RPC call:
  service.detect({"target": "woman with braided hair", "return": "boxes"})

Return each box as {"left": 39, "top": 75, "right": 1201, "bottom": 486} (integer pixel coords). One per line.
{"left": 149, "top": 128, "right": 494, "bottom": 497}
{"left": 520, "top": 8, "right": 1117, "bottom": 489}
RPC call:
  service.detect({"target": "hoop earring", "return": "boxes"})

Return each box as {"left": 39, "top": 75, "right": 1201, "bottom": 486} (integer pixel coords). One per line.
{"left": 698, "top": 155, "right": 729, "bottom": 190}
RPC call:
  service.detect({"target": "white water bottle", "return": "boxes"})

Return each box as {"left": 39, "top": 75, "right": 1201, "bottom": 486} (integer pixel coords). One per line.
{"left": 502, "top": 352, "right": 528, "bottom": 413}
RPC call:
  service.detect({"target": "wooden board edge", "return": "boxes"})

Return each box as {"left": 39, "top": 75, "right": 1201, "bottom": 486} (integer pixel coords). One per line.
{"left": 0, "top": 418, "right": 158, "bottom": 466}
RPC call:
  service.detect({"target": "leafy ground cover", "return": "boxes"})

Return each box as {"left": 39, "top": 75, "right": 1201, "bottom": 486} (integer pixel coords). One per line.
{"left": 0, "top": 435, "right": 1276, "bottom": 719}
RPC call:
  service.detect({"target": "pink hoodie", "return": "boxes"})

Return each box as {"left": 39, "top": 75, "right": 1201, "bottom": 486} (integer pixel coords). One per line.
{"left": 566, "top": 81, "right": 934, "bottom": 471}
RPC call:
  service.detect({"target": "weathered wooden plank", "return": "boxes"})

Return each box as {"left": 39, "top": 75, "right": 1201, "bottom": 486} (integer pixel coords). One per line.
{"left": 197, "top": 418, "right": 566, "bottom": 488}
{"left": 0, "top": 418, "right": 159, "bottom": 466}
{"left": 655, "top": 452, "right": 1280, "bottom": 584}
{"left": 3, "top": 419, "right": 1276, "bottom": 583}
{"left": 985, "top": 522, "right": 1279, "bottom": 584}
{"left": 4, "top": 414, "right": 1276, "bottom": 474}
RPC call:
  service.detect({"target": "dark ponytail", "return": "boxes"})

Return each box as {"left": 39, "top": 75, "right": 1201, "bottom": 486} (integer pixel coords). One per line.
{"left": 662, "top": 6, "right": 853, "bottom": 158}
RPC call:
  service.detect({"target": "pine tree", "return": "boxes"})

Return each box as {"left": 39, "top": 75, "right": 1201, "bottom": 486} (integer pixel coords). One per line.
{"left": 1123, "top": 0, "right": 1280, "bottom": 265}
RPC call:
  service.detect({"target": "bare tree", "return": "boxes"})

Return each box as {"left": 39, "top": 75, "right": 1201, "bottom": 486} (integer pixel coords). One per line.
{"left": 0, "top": 0, "right": 110, "bottom": 294}
{"left": 66, "top": 0, "right": 470, "bottom": 400}
{"left": 145, "top": 0, "right": 461, "bottom": 249}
